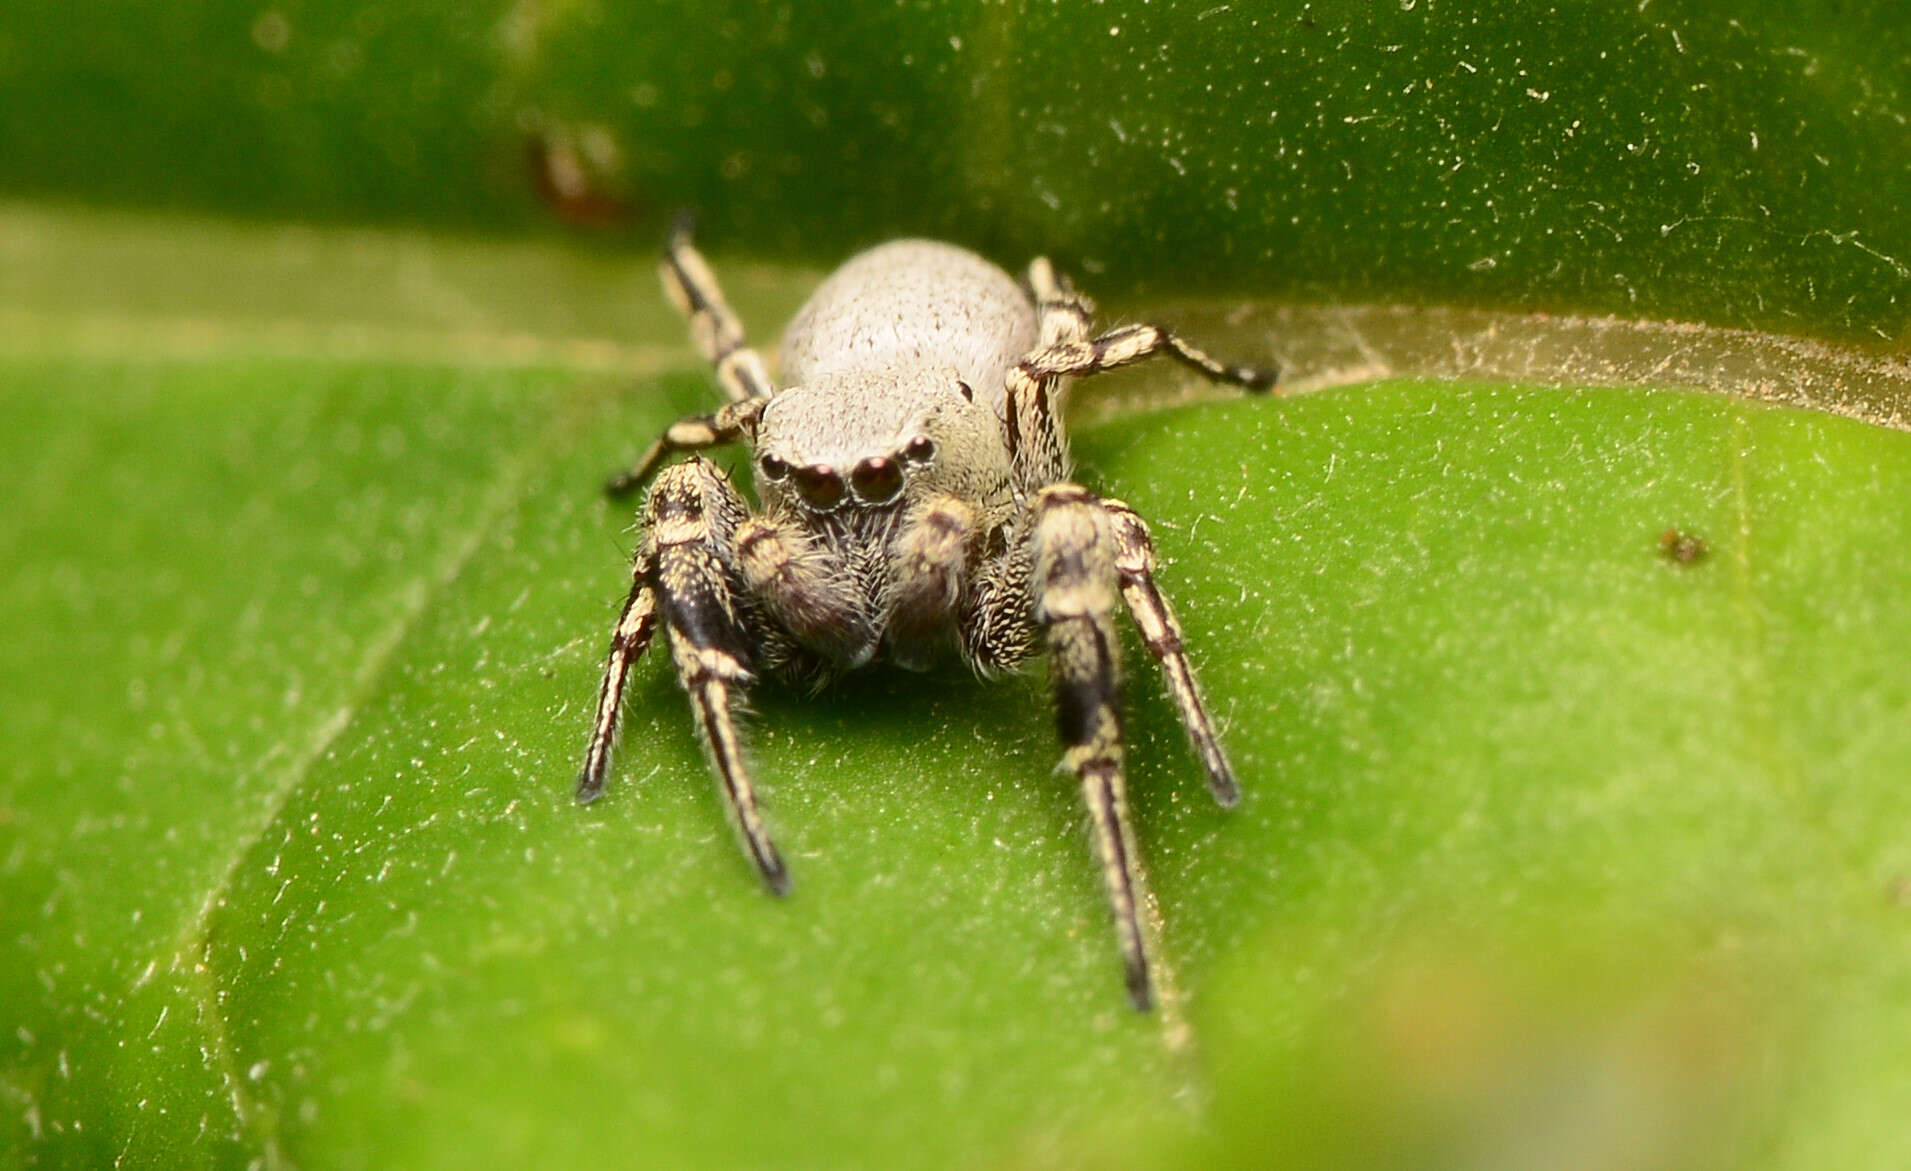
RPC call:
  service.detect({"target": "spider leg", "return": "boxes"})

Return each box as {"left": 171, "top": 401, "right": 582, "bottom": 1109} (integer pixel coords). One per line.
{"left": 1027, "top": 256, "right": 1096, "bottom": 349}
{"left": 584, "top": 458, "right": 789, "bottom": 894}
{"left": 605, "top": 222, "right": 776, "bottom": 495}
{"left": 1005, "top": 258, "right": 1276, "bottom": 497}
{"left": 1000, "top": 258, "right": 1098, "bottom": 494}
{"left": 1030, "top": 483, "right": 1155, "bottom": 1009}
{"left": 604, "top": 397, "right": 764, "bottom": 497}
{"left": 576, "top": 543, "right": 661, "bottom": 804}
{"left": 1013, "top": 321, "right": 1279, "bottom": 394}
{"left": 1101, "top": 499, "right": 1240, "bottom": 806}
{"left": 660, "top": 219, "right": 775, "bottom": 404}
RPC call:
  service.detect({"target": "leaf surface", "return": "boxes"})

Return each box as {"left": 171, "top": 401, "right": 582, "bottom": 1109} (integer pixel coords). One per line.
{"left": 3, "top": 210, "right": 1909, "bottom": 1169}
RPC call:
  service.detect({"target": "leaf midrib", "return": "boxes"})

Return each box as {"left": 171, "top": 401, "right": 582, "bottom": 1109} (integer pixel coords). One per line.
{"left": 132, "top": 364, "right": 650, "bottom": 1163}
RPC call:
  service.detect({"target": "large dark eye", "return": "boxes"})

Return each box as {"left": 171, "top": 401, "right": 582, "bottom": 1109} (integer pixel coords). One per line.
{"left": 850, "top": 456, "right": 903, "bottom": 503}
{"left": 903, "top": 436, "right": 936, "bottom": 464}
{"left": 792, "top": 464, "right": 845, "bottom": 510}
{"left": 758, "top": 453, "right": 789, "bottom": 482}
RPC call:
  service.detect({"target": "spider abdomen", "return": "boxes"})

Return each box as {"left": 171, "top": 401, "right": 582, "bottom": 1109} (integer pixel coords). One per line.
{"left": 779, "top": 240, "right": 1036, "bottom": 415}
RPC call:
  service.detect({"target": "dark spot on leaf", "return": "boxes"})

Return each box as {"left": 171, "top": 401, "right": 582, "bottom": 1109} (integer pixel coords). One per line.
{"left": 1658, "top": 527, "right": 1708, "bottom": 565}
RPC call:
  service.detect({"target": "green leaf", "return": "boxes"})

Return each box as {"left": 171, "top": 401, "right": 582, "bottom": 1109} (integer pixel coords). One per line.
{"left": 3, "top": 207, "right": 1910, "bottom": 1169}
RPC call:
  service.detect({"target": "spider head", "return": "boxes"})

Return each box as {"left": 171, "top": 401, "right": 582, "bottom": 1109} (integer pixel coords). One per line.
{"left": 752, "top": 368, "right": 1010, "bottom": 515}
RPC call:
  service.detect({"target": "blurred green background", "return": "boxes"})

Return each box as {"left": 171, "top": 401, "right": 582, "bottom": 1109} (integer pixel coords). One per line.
{"left": 3, "top": 0, "right": 1906, "bottom": 338}
{"left": 2, "top": 3, "right": 1909, "bottom": 1169}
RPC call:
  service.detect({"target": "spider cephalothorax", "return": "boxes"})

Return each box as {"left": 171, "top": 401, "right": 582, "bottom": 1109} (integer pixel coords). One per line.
{"left": 576, "top": 226, "right": 1277, "bottom": 1008}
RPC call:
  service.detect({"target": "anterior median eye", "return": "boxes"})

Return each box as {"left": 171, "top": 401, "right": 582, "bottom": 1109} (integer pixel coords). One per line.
{"left": 850, "top": 456, "right": 903, "bottom": 503}
{"left": 792, "top": 464, "right": 845, "bottom": 509}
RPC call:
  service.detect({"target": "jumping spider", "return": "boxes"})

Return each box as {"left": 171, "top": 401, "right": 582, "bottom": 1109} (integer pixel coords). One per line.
{"left": 577, "top": 226, "right": 1277, "bottom": 1009}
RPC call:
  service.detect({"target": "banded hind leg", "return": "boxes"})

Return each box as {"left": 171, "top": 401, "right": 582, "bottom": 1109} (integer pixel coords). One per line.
{"left": 606, "top": 222, "right": 777, "bottom": 495}
{"left": 1012, "top": 319, "right": 1279, "bottom": 395}
{"left": 1029, "top": 256, "right": 1096, "bottom": 349}
{"left": 1002, "top": 258, "right": 1097, "bottom": 491}
{"left": 1005, "top": 258, "right": 1279, "bottom": 495}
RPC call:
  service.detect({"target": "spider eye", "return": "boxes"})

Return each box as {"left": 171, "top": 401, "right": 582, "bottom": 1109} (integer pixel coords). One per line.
{"left": 850, "top": 456, "right": 903, "bottom": 503}
{"left": 792, "top": 464, "right": 845, "bottom": 510}
{"left": 758, "top": 453, "right": 789, "bottom": 482}
{"left": 903, "top": 436, "right": 936, "bottom": 464}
